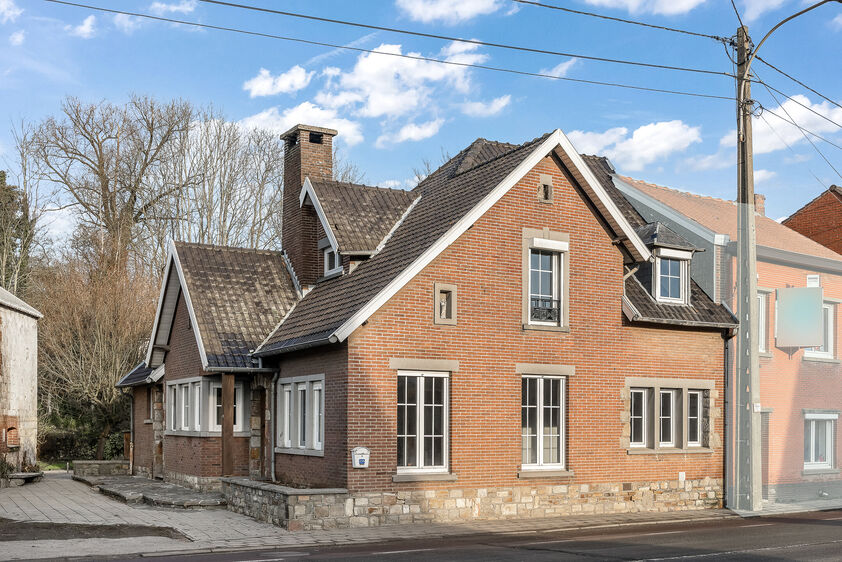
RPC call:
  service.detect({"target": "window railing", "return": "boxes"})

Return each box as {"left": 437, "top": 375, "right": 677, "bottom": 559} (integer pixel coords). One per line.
{"left": 530, "top": 297, "right": 560, "bottom": 323}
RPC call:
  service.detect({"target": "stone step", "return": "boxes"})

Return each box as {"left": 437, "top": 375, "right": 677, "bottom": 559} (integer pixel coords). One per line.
{"left": 74, "top": 475, "right": 227, "bottom": 510}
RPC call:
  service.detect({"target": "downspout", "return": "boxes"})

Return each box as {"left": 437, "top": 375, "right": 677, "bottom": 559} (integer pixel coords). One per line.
{"left": 270, "top": 371, "right": 279, "bottom": 482}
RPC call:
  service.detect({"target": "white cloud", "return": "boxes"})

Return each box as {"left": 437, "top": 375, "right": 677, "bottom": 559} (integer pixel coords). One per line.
{"left": 540, "top": 58, "right": 578, "bottom": 78}
{"left": 569, "top": 120, "right": 701, "bottom": 171}
{"left": 395, "top": 0, "right": 504, "bottom": 23}
{"left": 754, "top": 169, "right": 776, "bottom": 184}
{"left": 239, "top": 102, "right": 363, "bottom": 146}
{"left": 65, "top": 15, "right": 96, "bottom": 39}
{"left": 315, "top": 42, "right": 486, "bottom": 119}
{"left": 376, "top": 118, "right": 444, "bottom": 148}
{"left": 684, "top": 150, "right": 733, "bottom": 171}
{"left": 832, "top": 14, "right": 842, "bottom": 30}
{"left": 149, "top": 0, "right": 197, "bottom": 15}
{"left": 243, "top": 66, "right": 315, "bottom": 97}
{"left": 0, "top": 0, "right": 22, "bottom": 24}
{"left": 113, "top": 14, "right": 141, "bottom": 34}
{"left": 8, "top": 29, "right": 24, "bottom": 46}
{"left": 378, "top": 179, "right": 404, "bottom": 188}
{"left": 721, "top": 94, "right": 842, "bottom": 155}
{"left": 582, "top": 0, "right": 705, "bottom": 16}
{"left": 461, "top": 94, "right": 511, "bottom": 117}
{"left": 741, "top": 0, "right": 786, "bottom": 22}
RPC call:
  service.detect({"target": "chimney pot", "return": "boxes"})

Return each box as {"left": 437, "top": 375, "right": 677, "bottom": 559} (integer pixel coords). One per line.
{"left": 754, "top": 193, "right": 765, "bottom": 216}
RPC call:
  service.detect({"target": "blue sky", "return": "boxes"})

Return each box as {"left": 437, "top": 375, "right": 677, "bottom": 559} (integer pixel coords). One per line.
{"left": 1, "top": 0, "right": 841, "bottom": 229}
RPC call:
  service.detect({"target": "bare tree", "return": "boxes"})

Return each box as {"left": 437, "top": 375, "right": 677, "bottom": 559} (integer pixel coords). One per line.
{"left": 34, "top": 95, "right": 194, "bottom": 273}
{"left": 333, "top": 145, "right": 366, "bottom": 184}
{"left": 412, "top": 146, "right": 452, "bottom": 186}
{"left": 35, "top": 255, "right": 158, "bottom": 459}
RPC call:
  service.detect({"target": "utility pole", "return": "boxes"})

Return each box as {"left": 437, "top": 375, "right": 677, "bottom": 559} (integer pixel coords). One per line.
{"left": 734, "top": 25, "right": 762, "bottom": 513}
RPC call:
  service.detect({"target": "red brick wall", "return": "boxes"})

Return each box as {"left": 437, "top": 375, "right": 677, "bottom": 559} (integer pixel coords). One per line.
{"left": 274, "top": 343, "right": 348, "bottom": 488}
{"left": 783, "top": 191, "right": 842, "bottom": 254}
{"left": 132, "top": 387, "right": 153, "bottom": 471}
{"left": 161, "top": 293, "right": 248, "bottom": 478}
{"left": 341, "top": 155, "right": 726, "bottom": 493}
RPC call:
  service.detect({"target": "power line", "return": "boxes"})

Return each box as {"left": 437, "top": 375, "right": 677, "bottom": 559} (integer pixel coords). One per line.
{"left": 758, "top": 78, "right": 842, "bottom": 180}
{"left": 730, "top": 0, "right": 746, "bottom": 32}
{"left": 756, "top": 55, "right": 842, "bottom": 111}
{"left": 753, "top": 79, "right": 842, "bottom": 131}
{"left": 510, "top": 0, "right": 727, "bottom": 42}
{"left": 43, "top": 0, "right": 735, "bottom": 102}
{"left": 195, "top": 0, "right": 733, "bottom": 78}
{"left": 762, "top": 106, "right": 842, "bottom": 152}
{"left": 757, "top": 112, "right": 828, "bottom": 189}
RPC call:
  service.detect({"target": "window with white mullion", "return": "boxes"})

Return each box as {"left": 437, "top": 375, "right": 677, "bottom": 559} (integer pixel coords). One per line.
{"left": 659, "top": 389, "right": 676, "bottom": 447}
{"left": 521, "top": 376, "right": 565, "bottom": 468}
{"left": 279, "top": 384, "right": 292, "bottom": 448}
{"left": 529, "top": 249, "right": 561, "bottom": 325}
{"left": 687, "top": 391, "right": 702, "bottom": 446}
{"left": 397, "top": 371, "right": 448, "bottom": 472}
{"left": 629, "top": 389, "right": 647, "bottom": 448}
{"left": 297, "top": 383, "right": 308, "bottom": 448}
{"left": 312, "top": 382, "right": 324, "bottom": 451}
{"left": 804, "top": 415, "right": 836, "bottom": 469}
{"left": 806, "top": 303, "right": 835, "bottom": 359}
{"left": 192, "top": 382, "right": 201, "bottom": 431}
{"left": 180, "top": 384, "right": 190, "bottom": 431}
{"left": 757, "top": 293, "right": 768, "bottom": 353}
{"left": 169, "top": 385, "right": 178, "bottom": 431}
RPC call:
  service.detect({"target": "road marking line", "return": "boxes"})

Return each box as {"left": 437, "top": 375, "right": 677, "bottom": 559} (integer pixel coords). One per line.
{"left": 740, "top": 523, "right": 774, "bottom": 527}
{"left": 637, "top": 530, "right": 684, "bottom": 536}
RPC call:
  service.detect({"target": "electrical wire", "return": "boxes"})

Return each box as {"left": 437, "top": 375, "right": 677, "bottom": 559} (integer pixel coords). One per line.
{"left": 752, "top": 79, "right": 842, "bottom": 131}
{"left": 757, "top": 78, "right": 842, "bottom": 180}
{"left": 510, "top": 0, "right": 727, "bottom": 42}
{"left": 756, "top": 55, "right": 842, "bottom": 111}
{"left": 43, "top": 0, "right": 735, "bottom": 102}
{"left": 194, "top": 0, "right": 734, "bottom": 78}
{"left": 730, "top": 0, "right": 746, "bottom": 31}
{"left": 762, "top": 106, "right": 842, "bottom": 153}
{"left": 757, "top": 112, "right": 828, "bottom": 189}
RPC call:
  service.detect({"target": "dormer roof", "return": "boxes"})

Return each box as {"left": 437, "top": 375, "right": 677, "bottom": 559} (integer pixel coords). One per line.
{"left": 634, "top": 222, "right": 700, "bottom": 252}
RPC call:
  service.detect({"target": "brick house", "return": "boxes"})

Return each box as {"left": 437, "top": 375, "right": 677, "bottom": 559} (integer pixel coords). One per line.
{"left": 783, "top": 185, "right": 842, "bottom": 254}
{"left": 612, "top": 174, "right": 842, "bottom": 503}
{"left": 120, "top": 124, "right": 737, "bottom": 527}
{"left": 0, "top": 287, "right": 41, "bottom": 471}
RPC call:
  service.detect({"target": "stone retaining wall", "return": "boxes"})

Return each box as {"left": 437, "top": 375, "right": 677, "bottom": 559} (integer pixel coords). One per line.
{"left": 222, "top": 477, "right": 722, "bottom": 531}
{"left": 72, "top": 460, "right": 129, "bottom": 477}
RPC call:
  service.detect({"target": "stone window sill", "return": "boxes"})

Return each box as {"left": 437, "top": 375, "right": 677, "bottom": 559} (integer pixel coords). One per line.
{"left": 758, "top": 352, "right": 773, "bottom": 359}
{"left": 392, "top": 472, "right": 457, "bottom": 483}
{"left": 802, "top": 355, "right": 841, "bottom": 364}
{"left": 274, "top": 447, "right": 324, "bottom": 457}
{"left": 802, "top": 467, "right": 840, "bottom": 476}
{"left": 143, "top": 419, "right": 153, "bottom": 424}
{"left": 164, "top": 430, "right": 250, "bottom": 438}
{"left": 522, "top": 323, "right": 570, "bottom": 333}
{"left": 518, "top": 469, "right": 574, "bottom": 479}
{"left": 627, "top": 447, "right": 714, "bottom": 455}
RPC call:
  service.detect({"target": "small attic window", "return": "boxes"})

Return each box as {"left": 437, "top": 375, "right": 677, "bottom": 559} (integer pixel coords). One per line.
{"left": 309, "top": 132, "right": 324, "bottom": 144}
{"left": 323, "top": 247, "right": 341, "bottom": 276}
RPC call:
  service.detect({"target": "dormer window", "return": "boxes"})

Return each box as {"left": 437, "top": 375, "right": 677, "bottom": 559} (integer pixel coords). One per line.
{"left": 323, "top": 247, "right": 341, "bottom": 276}
{"left": 654, "top": 252, "right": 690, "bottom": 304}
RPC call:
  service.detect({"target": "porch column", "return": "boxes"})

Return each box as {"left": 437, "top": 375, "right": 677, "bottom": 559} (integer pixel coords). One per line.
{"left": 221, "top": 373, "right": 235, "bottom": 476}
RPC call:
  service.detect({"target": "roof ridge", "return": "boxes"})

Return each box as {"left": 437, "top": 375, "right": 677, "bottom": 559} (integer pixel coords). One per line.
{"left": 451, "top": 133, "right": 549, "bottom": 178}
{"left": 621, "top": 175, "right": 742, "bottom": 208}
{"left": 783, "top": 186, "right": 842, "bottom": 225}
{"left": 315, "top": 179, "right": 413, "bottom": 196}
{"left": 174, "top": 240, "right": 283, "bottom": 256}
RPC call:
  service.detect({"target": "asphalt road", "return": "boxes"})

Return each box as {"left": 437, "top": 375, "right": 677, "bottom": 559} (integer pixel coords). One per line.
{"left": 137, "top": 509, "right": 842, "bottom": 561}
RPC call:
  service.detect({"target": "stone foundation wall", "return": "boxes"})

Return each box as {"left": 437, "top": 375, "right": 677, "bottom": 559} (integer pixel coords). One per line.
{"left": 72, "top": 460, "right": 129, "bottom": 477}
{"left": 165, "top": 469, "right": 222, "bottom": 491}
{"left": 222, "top": 477, "right": 723, "bottom": 531}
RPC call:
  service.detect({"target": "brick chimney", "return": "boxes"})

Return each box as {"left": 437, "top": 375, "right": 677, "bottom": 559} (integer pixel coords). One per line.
{"left": 754, "top": 193, "right": 765, "bottom": 216}
{"left": 281, "top": 124, "right": 337, "bottom": 286}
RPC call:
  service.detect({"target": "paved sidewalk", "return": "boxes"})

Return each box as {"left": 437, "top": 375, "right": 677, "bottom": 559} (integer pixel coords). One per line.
{"left": 1, "top": 472, "right": 740, "bottom": 560}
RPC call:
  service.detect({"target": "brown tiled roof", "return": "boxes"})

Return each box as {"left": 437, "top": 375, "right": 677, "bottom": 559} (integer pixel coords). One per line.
{"left": 311, "top": 180, "right": 416, "bottom": 254}
{"left": 257, "top": 134, "right": 552, "bottom": 354}
{"left": 581, "top": 156, "right": 734, "bottom": 329}
{"left": 625, "top": 274, "right": 737, "bottom": 329}
{"left": 622, "top": 176, "right": 842, "bottom": 261}
{"left": 175, "top": 242, "right": 298, "bottom": 368}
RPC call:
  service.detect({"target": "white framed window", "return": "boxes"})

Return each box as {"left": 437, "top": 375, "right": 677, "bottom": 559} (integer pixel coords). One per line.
{"left": 659, "top": 389, "right": 676, "bottom": 447}
{"left": 805, "top": 303, "right": 835, "bottom": 359}
{"left": 757, "top": 292, "right": 768, "bottom": 353}
{"left": 397, "top": 371, "right": 449, "bottom": 472}
{"left": 655, "top": 257, "right": 686, "bottom": 303}
{"left": 521, "top": 376, "right": 566, "bottom": 469}
{"left": 276, "top": 375, "right": 324, "bottom": 454}
{"left": 210, "top": 382, "right": 244, "bottom": 433}
{"left": 804, "top": 413, "right": 836, "bottom": 470}
{"left": 192, "top": 382, "right": 201, "bottom": 431}
{"left": 169, "top": 385, "right": 178, "bottom": 431}
{"left": 687, "top": 391, "right": 702, "bottom": 447}
{"left": 323, "top": 247, "right": 341, "bottom": 276}
{"left": 180, "top": 384, "right": 190, "bottom": 431}
{"left": 529, "top": 249, "right": 562, "bottom": 325}
{"left": 630, "top": 389, "right": 648, "bottom": 448}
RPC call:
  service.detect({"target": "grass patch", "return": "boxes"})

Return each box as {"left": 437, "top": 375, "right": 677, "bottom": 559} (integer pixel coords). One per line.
{"left": 38, "top": 460, "right": 71, "bottom": 471}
